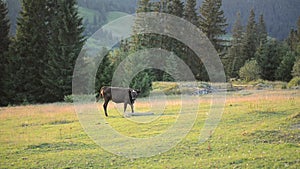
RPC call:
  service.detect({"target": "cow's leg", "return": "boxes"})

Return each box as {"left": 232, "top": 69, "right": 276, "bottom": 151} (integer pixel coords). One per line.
{"left": 124, "top": 103, "right": 128, "bottom": 113}
{"left": 130, "top": 104, "right": 134, "bottom": 113}
{"left": 103, "top": 100, "right": 109, "bottom": 117}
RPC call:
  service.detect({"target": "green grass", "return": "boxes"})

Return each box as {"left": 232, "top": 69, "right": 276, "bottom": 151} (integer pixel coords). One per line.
{"left": 0, "top": 90, "right": 299, "bottom": 168}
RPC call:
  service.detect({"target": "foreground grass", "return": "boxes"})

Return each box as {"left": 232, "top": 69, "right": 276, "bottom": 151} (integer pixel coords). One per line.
{"left": 0, "top": 90, "right": 299, "bottom": 168}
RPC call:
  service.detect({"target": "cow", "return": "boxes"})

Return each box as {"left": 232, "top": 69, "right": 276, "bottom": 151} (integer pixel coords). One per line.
{"left": 96, "top": 86, "right": 140, "bottom": 117}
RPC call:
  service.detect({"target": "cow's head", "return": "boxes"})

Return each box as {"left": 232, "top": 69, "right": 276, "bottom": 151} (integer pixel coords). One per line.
{"left": 130, "top": 89, "right": 141, "bottom": 101}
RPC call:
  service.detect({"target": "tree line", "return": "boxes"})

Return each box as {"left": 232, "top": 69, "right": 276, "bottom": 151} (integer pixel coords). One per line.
{"left": 101, "top": 0, "right": 300, "bottom": 87}
{"left": 0, "top": 0, "right": 85, "bottom": 106}
{"left": 0, "top": 0, "right": 300, "bottom": 106}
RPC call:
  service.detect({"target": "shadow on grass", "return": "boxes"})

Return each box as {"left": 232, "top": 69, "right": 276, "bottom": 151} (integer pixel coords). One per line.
{"left": 25, "top": 142, "right": 98, "bottom": 153}
{"left": 249, "top": 130, "right": 300, "bottom": 144}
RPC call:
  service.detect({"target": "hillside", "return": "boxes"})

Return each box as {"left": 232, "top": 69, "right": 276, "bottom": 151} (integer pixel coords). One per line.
{"left": 6, "top": 0, "right": 300, "bottom": 39}
{"left": 216, "top": 0, "right": 300, "bottom": 39}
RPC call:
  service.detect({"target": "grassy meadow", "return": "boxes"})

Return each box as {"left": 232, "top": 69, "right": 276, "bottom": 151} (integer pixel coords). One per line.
{"left": 0, "top": 89, "right": 299, "bottom": 168}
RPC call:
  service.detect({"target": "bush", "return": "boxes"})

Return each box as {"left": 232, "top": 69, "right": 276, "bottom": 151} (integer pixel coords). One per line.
{"left": 288, "top": 77, "right": 300, "bottom": 88}
{"left": 281, "top": 84, "right": 287, "bottom": 89}
{"left": 64, "top": 95, "right": 74, "bottom": 103}
{"left": 239, "top": 60, "right": 261, "bottom": 82}
{"left": 130, "top": 71, "right": 153, "bottom": 97}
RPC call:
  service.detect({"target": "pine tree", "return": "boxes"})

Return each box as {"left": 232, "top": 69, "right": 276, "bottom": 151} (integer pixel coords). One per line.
{"left": 130, "top": 71, "right": 152, "bottom": 97}
{"left": 163, "top": 53, "right": 179, "bottom": 82}
{"left": 42, "top": 0, "right": 85, "bottom": 102}
{"left": 184, "top": 0, "right": 198, "bottom": 26}
{"left": 183, "top": 0, "right": 208, "bottom": 81}
{"left": 136, "top": 0, "right": 151, "bottom": 13}
{"left": 242, "top": 9, "right": 257, "bottom": 62}
{"left": 130, "top": 0, "right": 151, "bottom": 51}
{"left": 275, "top": 51, "right": 296, "bottom": 82}
{"left": 199, "top": 0, "right": 228, "bottom": 53}
{"left": 95, "top": 48, "right": 113, "bottom": 92}
{"left": 0, "top": 0, "right": 10, "bottom": 106}
{"left": 286, "top": 29, "right": 298, "bottom": 52}
{"left": 0, "top": 0, "right": 9, "bottom": 54}
{"left": 286, "top": 17, "right": 300, "bottom": 53}
{"left": 257, "top": 14, "right": 267, "bottom": 45}
{"left": 224, "top": 12, "right": 243, "bottom": 78}
{"left": 163, "top": 0, "right": 184, "bottom": 70}
{"left": 255, "top": 40, "right": 282, "bottom": 81}
{"left": 11, "top": 0, "right": 52, "bottom": 103}
{"left": 168, "top": 0, "right": 184, "bottom": 18}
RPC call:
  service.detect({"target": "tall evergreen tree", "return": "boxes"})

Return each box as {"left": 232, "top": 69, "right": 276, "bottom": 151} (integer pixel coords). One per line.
{"left": 184, "top": 0, "right": 198, "bottom": 26}
{"left": 224, "top": 12, "right": 244, "bottom": 78}
{"left": 183, "top": 0, "right": 208, "bottom": 80}
{"left": 0, "top": 0, "right": 10, "bottom": 106}
{"left": 257, "top": 14, "right": 268, "bottom": 45}
{"left": 287, "top": 29, "right": 298, "bottom": 52}
{"left": 130, "top": 0, "right": 151, "bottom": 51}
{"left": 42, "top": 0, "right": 85, "bottom": 102}
{"left": 286, "top": 17, "right": 300, "bottom": 53}
{"left": 0, "top": 0, "right": 9, "bottom": 54}
{"left": 95, "top": 48, "right": 113, "bottom": 92}
{"left": 136, "top": 0, "right": 151, "bottom": 13}
{"left": 11, "top": 0, "right": 52, "bottom": 103}
{"left": 168, "top": 0, "right": 184, "bottom": 18}
{"left": 242, "top": 9, "right": 257, "bottom": 62}
{"left": 199, "top": 0, "right": 228, "bottom": 53}
{"left": 255, "top": 40, "right": 282, "bottom": 81}
{"left": 275, "top": 51, "right": 296, "bottom": 82}
{"left": 163, "top": 53, "right": 178, "bottom": 82}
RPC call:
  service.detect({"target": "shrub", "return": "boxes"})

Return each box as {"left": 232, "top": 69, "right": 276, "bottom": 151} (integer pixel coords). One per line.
{"left": 130, "top": 71, "right": 153, "bottom": 97}
{"left": 239, "top": 60, "right": 261, "bottom": 82}
{"left": 287, "top": 77, "right": 300, "bottom": 88}
{"left": 64, "top": 95, "right": 74, "bottom": 103}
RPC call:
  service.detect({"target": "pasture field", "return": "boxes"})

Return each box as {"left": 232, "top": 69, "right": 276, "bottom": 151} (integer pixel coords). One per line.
{"left": 0, "top": 90, "right": 299, "bottom": 168}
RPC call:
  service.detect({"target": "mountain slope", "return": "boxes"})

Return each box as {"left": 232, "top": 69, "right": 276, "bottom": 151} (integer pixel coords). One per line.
{"left": 215, "top": 0, "right": 300, "bottom": 39}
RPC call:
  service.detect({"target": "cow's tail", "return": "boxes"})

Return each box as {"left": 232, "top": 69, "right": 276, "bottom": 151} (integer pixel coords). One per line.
{"left": 100, "top": 87, "right": 105, "bottom": 98}
{"left": 95, "top": 87, "right": 103, "bottom": 101}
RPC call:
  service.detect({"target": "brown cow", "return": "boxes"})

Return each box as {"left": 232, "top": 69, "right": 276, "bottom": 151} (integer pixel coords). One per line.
{"left": 96, "top": 86, "right": 140, "bottom": 117}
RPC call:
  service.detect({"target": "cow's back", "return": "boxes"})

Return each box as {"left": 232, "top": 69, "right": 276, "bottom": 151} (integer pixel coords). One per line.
{"left": 102, "top": 86, "right": 131, "bottom": 103}
{"left": 110, "top": 87, "right": 130, "bottom": 103}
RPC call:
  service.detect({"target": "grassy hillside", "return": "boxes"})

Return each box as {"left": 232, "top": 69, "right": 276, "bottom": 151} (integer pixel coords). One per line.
{"left": 107, "top": 11, "right": 129, "bottom": 22}
{"left": 78, "top": 7, "right": 100, "bottom": 23}
{"left": 1, "top": 90, "right": 299, "bottom": 168}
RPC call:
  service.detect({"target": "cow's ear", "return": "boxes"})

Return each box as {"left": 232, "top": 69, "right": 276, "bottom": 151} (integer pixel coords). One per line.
{"left": 136, "top": 90, "right": 141, "bottom": 94}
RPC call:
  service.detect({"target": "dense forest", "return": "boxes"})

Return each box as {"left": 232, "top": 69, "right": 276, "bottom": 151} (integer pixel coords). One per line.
{"left": 6, "top": 0, "right": 300, "bottom": 39}
{"left": 1, "top": 0, "right": 300, "bottom": 106}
